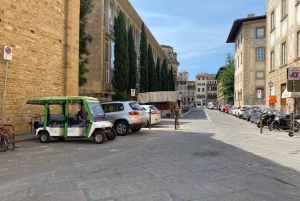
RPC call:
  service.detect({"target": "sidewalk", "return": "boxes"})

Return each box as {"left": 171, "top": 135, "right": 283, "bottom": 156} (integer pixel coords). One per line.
{"left": 15, "top": 133, "right": 38, "bottom": 143}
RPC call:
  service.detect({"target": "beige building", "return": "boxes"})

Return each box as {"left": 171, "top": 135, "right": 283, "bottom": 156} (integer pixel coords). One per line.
{"left": 196, "top": 73, "right": 217, "bottom": 106}
{"left": 82, "top": 0, "right": 173, "bottom": 100}
{"left": 177, "top": 71, "right": 188, "bottom": 105}
{"left": 227, "top": 14, "right": 267, "bottom": 106}
{"left": 186, "top": 81, "right": 196, "bottom": 106}
{"left": 266, "top": 0, "right": 300, "bottom": 113}
{"left": 0, "top": 1, "right": 80, "bottom": 134}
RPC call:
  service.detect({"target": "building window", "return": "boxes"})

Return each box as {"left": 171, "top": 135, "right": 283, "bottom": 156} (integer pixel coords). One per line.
{"left": 241, "top": 53, "right": 242, "bottom": 64}
{"left": 202, "top": 88, "right": 204, "bottom": 92}
{"left": 282, "top": 0, "right": 286, "bottom": 17}
{"left": 257, "top": 28, "right": 265, "bottom": 38}
{"left": 271, "top": 11, "right": 275, "bottom": 30}
{"left": 270, "top": 51, "right": 275, "bottom": 71}
{"left": 241, "top": 33, "right": 243, "bottom": 43}
{"left": 298, "top": 31, "right": 300, "bottom": 58}
{"left": 257, "top": 72, "right": 264, "bottom": 78}
{"left": 198, "top": 88, "right": 200, "bottom": 92}
{"left": 282, "top": 42, "right": 286, "bottom": 65}
{"left": 257, "top": 48, "right": 264, "bottom": 60}
{"left": 105, "top": 37, "right": 109, "bottom": 83}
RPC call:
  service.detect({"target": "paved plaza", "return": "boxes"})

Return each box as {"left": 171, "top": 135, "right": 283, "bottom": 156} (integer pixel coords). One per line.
{"left": 1, "top": 108, "right": 300, "bottom": 201}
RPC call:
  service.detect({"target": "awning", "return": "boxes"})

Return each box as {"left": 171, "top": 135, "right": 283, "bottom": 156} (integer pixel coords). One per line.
{"left": 137, "top": 91, "right": 177, "bottom": 103}
{"left": 281, "top": 89, "right": 300, "bottom": 98}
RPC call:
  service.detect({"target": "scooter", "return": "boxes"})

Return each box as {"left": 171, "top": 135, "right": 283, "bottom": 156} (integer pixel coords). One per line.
{"left": 269, "top": 114, "right": 300, "bottom": 132}
{"left": 257, "top": 112, "right": 275, "bottom": 128}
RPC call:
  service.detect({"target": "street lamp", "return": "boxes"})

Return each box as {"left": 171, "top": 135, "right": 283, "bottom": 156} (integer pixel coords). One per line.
{"left": 268, "top": 81, "right": 273, "bottom": 107}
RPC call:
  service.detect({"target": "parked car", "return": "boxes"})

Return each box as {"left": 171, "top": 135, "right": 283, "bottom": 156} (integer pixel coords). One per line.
{"left": 229, "top": 106, "right": 237, "bottom": 115}
{"left": 250, "top": 108, "right": 268, "bottom": 123}
{"left": 101, "top": 101, "right": 147, "bottom": 136}
{"left": 141, "top": 105, "right": 161, "bottom": 126}
{"left": 242, "top": 107, "right": 258, "bottom": 121}
{"left": 236, "top": 105, "right": 250, "bottom": 118}
{"left": 225, "top": 106, "right": 231, "bottom": 113}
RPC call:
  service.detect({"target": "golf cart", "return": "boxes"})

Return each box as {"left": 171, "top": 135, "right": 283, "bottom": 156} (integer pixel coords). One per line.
{"left": 27, "top": 96, "right": 116, "bottom": 144}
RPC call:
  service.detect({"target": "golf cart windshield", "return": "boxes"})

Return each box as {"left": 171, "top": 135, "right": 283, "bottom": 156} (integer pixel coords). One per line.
{"left": 87, "top": 101, "right": 105, "bottom": 117}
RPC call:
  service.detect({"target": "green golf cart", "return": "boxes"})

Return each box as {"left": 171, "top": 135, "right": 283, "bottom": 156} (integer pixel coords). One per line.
{"left": 27, "top": 96, "right": 116, "bottom": 144}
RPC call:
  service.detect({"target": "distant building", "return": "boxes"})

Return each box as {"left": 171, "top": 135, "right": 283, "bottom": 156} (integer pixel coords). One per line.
{"left": 187, "top": 81, "right": 196, "bottom": 106}
{"left": 227, "top": 14, "right": 267, "bottom": 106}
{"left": 195, "top": 73, "right": 217, "bottom": 106}
{"left": 177, "top": 71, "right": 189, "bottom": 105}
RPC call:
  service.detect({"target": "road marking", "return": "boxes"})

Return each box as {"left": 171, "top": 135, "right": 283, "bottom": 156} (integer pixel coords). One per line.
{"left": 204, "top": 109, "right": 212, "bottom": 122}
{"left": 109, "top": 149, "right": 118, "bottom": 152}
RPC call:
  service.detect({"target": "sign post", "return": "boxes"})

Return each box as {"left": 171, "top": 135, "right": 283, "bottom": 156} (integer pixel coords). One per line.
{"left": 2, "top": 46, "right": 13, "bottom": 125}
{"left": 131, "top": 89, "right": 135, "bottom": 97}
{"left": 287, "top": 67, "right": 300, "bottom": 137}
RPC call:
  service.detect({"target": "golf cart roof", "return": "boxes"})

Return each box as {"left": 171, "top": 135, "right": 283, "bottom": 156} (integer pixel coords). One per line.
{"left": 26, "top": 96, "right": 99, "bottom": 105}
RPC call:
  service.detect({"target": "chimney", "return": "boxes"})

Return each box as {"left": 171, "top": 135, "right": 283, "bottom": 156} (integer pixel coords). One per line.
{"left": 247, "top": 13, "right": 255, "bottom": 18}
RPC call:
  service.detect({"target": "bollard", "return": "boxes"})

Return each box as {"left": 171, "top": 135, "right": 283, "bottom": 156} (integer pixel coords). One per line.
{"left": 174, "top": 109, "right": 179, "bottom": 130}
{"left": 260, "top": 113, "right": 263, "bottom": 134}
{"left": 149, "top": 109, "right": 151, "bottom": 129}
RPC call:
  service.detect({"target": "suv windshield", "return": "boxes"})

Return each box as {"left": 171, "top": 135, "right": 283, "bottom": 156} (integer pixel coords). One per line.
{"left": 87, "top": 101, "right": 105, "bottom": 117}
{"left": 129, "top": 102, "right": 143, "bottom": 110}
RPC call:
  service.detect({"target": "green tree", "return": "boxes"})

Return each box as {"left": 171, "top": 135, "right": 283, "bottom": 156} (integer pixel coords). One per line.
{"left": 127, "top": 25, "right": 137, "bottom": 95}
{"left": 217, "top": 53, "right": 235, "bottom": 104}
{"left": 169, "top": 66, "right": 175, "bottom": 91}
{"left": 139, "top": 23, "right": 148, "bottom": 93}
{"left": 147, "top": 44, "right": 156, "bottom": 92}
{"left": 155, "top": 57, "right": 161, "bottom": 91}
{"left": 161, "top": 59, "right": 167, "bottom": 91}
{"left": 79, "top": 0, "right": 93, "bottom": 86}
{"left": 112, "top": 11, "right": 129, "bottom": 94}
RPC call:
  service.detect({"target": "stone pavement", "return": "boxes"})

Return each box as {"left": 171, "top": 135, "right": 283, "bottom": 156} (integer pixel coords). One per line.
{"left": 2, "top": 107, "right": 300, "bottom": 201}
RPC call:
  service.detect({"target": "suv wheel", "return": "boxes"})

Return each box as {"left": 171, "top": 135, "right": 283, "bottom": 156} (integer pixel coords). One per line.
{"left": 115, "top": 121, "right": 129, "bottom": 136}
{"left": 131, "top": 128, "right": 141, "bottom": 132}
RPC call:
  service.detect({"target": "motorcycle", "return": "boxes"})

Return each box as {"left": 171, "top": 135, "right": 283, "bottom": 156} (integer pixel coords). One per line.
{"left": 257, "top": 112, "right": 276, "bottom": 128}
{"left": 268, "top": 114, "right": 300, "bottom": 132}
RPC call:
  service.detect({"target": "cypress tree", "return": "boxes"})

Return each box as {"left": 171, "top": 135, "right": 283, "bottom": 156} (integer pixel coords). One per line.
{"left": 147, "top": 44, "right": 156, "bottom": 92}
{"left": 79, "top": 0, "right": 93, "bottom": 86}
{"left": 139, "top": 23, "right": 148, "bottom": 93}
{"left": 161, "top": 59, "right": 167, "bottom": 91}
{"left": 112, "top": 11, "right": 129, "bottom": 94}
{"left": 156, "top": 57, "right": 161, "bottom": 91}
{"left": 169, "top": 66, "right": 175, "bottom": 90}
{"left": 127, "top": 25, "right": 137, "bottom": 95}
{"left": 165, "top": 63, "right": 170, "bottom": 91}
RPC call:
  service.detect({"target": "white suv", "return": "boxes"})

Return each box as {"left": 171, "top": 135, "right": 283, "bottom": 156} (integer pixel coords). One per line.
{"left": 236, "top": 105, "right": 250, "bottom": 118}
{"left": 101, "top": 101, "right": 147, "bottom": 136}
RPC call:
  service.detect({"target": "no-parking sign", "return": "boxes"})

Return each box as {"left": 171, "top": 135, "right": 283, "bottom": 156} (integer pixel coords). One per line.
{"left": 3, "top": 45, "right": 12, "bottom": 61}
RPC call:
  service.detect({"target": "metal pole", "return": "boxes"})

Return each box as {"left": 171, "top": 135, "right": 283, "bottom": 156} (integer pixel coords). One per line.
{"left": 1, "top": 61, "right": 9, "bottom": 125}
{"left": 292, "top": 79, "right": 295, "bottom": 133}
{"left": 149, "top": 108, "right": 151, "bottom": 129}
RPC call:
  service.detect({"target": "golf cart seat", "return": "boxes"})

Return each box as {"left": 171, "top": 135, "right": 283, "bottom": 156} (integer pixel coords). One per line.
{"left": 49, "top": 114, "right": 65, "bottom": 128}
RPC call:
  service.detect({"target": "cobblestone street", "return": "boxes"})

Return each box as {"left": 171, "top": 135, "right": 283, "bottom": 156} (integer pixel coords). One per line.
{"left": 1, "top": 107, "right": 300, "bottom": 201}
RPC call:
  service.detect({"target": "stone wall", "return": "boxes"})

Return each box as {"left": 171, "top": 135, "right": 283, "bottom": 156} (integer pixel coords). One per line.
{"left": 0, "top": 0, "right": 80, "bottom": 134}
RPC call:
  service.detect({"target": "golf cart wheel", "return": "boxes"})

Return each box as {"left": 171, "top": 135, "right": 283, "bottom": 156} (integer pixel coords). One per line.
{"left": 288, "top": 131, "right": 294, "bottom": 137}
{"left": 39, "top": 131, "right": 50, "bottom": 143}
{"left": 115, "top": 121, "right": 129, "bottom": 136}
{"left": 93, "top": 131, "right": 105, "bottom": 144}
{"left": 294, "top": 124, "right": 300, "bottom": 132}
{"left": 106, "top": 129, "right": 117, "bottom": 141}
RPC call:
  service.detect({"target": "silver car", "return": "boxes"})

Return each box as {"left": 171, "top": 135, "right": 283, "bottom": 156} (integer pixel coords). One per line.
{"left": 141, "top": 105, "right": 162, "bottom": 126}
{"left": 101, "top": 101, "right": 147, "bottom": 136}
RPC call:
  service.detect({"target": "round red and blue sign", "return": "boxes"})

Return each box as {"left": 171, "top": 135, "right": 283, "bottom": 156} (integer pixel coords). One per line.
{"left": 5, "top": 46, "right": 12, "bottom": 54}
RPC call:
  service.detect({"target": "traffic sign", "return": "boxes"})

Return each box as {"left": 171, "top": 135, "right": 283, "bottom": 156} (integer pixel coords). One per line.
{"left": 287, "top": 67, "right": 300, "bottom": 80}
{"left": 131, "top": 89, "right": 135, "bottom": 96}
{"left": 3, "top": 45, "right": 12, "bottom": 61}
{"left": 257, "top": 90, "right": 261, "bottom": 98}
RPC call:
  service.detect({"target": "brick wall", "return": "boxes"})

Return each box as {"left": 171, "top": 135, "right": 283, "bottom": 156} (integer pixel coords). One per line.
{"left": 0, "top": 0, "right": 80, "bottom": 134}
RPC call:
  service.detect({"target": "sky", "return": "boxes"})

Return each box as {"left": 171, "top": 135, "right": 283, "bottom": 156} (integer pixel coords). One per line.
{"left": 130, "top": 0, "right": 267, "bottom": 80}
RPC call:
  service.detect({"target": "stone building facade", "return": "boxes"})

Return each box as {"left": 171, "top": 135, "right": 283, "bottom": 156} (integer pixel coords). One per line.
{"left": 227, "top": 14, "right": 267, "bottom": 107}
{"left": 0, "top": 0, "right": 80, "bottom": 134}
{"left": 265, "top": 0, "right": 300, "bottom": 113}
{"left": 195, "top": 73, "right": 217, "bottom": 106}
{"left": 177, "top": 71, "right": 188, "bottom": 105}
{"left": 81, "top": 0, "right": 173, "bottom": 100}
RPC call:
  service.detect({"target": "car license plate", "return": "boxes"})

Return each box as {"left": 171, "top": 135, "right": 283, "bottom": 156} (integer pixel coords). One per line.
{"left": 141, "top": 118, "right": 146, "bottom": 122}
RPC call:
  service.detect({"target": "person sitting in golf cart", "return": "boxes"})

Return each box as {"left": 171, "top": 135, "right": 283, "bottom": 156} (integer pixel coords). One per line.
{"left": 77, "top": 104, "right": 88, "bottom": 123}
